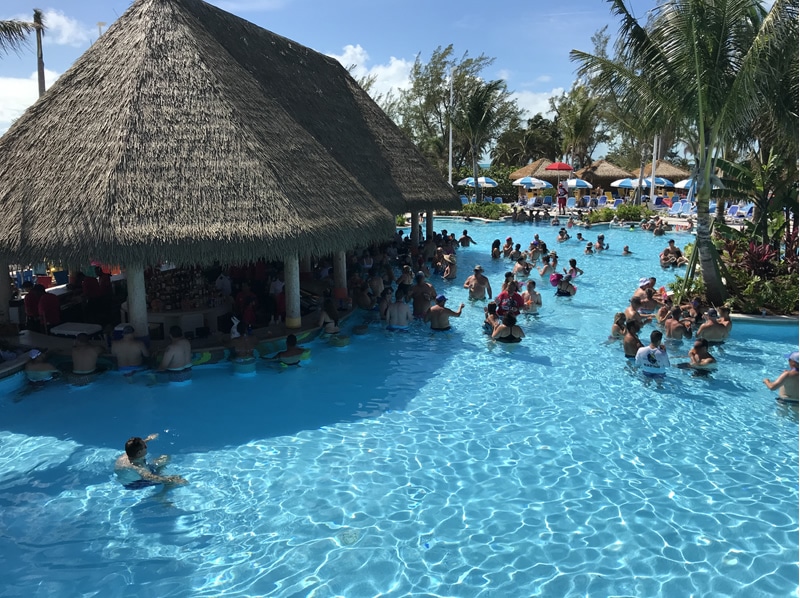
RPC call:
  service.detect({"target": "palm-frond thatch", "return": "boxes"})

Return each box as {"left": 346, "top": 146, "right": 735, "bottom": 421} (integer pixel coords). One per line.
{"left": 0, "top": 0, "right": 458, "bottom": 267}
{"left": 509, "top": 158, "right": 559, "bottom": 182}
{"left": 575, "top": 159, "right": 634, "bottom": 189}
{"left": 632, "top": 160, "right": 690, "bottom": 181}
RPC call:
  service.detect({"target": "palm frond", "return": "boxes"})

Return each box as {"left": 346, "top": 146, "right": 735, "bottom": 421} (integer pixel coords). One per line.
{"left": 0, "top": 19, "right": 36, "bottom": 56}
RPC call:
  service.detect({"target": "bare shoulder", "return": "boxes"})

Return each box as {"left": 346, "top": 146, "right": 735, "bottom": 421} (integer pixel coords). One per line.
{"left": 114, "top": 454, "right": 130, "bottom": 470}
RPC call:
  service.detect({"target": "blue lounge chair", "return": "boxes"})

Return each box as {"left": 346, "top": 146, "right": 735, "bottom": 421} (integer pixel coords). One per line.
{"left": 566, "top": 197, "right": 576, "bottom": 210}
{"left": 543, "top": 196, "right": 553, "bottom": 207}
{"left": 597, "top": 197, "right": 607, "bottom": 207}
{"left": 681, "top": 203, "right": 693, "bottom": 217}
{"left": 667, "top": 202, "right": 683, "bottom": 217}
{"left": 460, "top": 197, "right": 469, "bottom": 206}
{"left": 494, "top": 197, "right": 503, "bottom": 204}
{"left": 725, "top": 205, "right": 739, "bottom": 221}
{"left": 611, "top": 199, "right": 623, "bottom": 210}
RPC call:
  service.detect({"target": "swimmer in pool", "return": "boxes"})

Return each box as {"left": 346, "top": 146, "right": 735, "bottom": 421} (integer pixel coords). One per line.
{"left": 112, "top": 325, "right": 150, "bottom": 374}
{"left": 424, "top": 294, "right": 464, "bottom": 331}
{"left": 385, "top": 289, "right": 413, "bottom": 330}
{"left": 114, "top": 434, "right": 187, "bottom": 490}
{"left": 686, "top": 338, "right": 717, "bottom": 368}
{"left": 272, "top": 334, "right": 307, "bottom": 365}
{"left": 696, "top": 308, "right": 728, "bottom": 342}
{"left": 158, "top": 326, "right": 192, "bottom": 372}
{"left": 764, "top": 351, "right": 799, "bottom": 402}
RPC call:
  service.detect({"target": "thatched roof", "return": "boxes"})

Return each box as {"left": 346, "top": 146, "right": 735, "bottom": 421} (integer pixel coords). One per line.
{"left": 509, "top": 158, "right": 558, "bottom": 181}
{"left": 632, "top": 160, "right": 690, "bottom": 181}
{"left": 575, "top": 160, "right": 633, "bottom": 189}
{"left": 0, "top": 0, "right": 458, "bottom": 266}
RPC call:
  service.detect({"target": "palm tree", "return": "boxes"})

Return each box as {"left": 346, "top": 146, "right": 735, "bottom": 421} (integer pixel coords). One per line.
{"left": 0, "top": 18, "right": 37, "bottom": 56}
{"left": 453, "top": 79, "right": 506, "bottom": 201}
{"left": 34, "top": 9, "right": 45, "bottom": 97}
{"left": 571, "top": 0, "right": 798, "bottom": 305}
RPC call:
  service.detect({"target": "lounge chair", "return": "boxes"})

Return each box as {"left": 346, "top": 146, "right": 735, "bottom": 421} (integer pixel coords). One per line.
{"left": 681, "top": 203, "right": 693, "bottom": 217}
{"left": 566, "top": 197, "right": 576, "bottom": 211}
{"left": 724, "top": 205, "right": 739, "bottom": 221}
{"left": 460, "top": 197, "right": 469, "bottom": 206}
{"left": 543, "top": 196, "right": 552, "bottom": 207}
{"left": 494, "top": 197, "right": 503, "bottom": 204}
{"left": 667, "top": 202, "right": 683, "bottom": 217}
{"left": 597, "top": 197, "right": 607, "bottom": 207}
{"left": 611, "top": 199, "right": 623, "bottom": 210}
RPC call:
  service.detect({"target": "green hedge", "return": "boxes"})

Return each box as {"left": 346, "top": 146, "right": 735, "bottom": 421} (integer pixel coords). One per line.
{"left": 587, "top": 204, "right": 655, "bottom": 223}
{"left": 459, "top": 202, "right": 510, "bottom": 220}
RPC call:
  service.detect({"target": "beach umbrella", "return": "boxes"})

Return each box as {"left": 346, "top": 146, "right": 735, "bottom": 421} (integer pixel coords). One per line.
{"left": 512, "top": 176, "right": 551, "bottom": 189}
{"left": 566, "top": 178, "right": 593, "bottom": 189}
{"left": 675, "top": 177, "right": 724, "bottom": 190}
{"left": 643, "top": 176, "right": 674, "bottom": 187}
{"left": 674, "top": 179, "right": 693, "bottom": 190}
{"left": 610, "top": 178, "right": 645, "bottom": 189}
{"left": 545, "top": 161, "right": 573, "bottom": 172}
{"left": 457, "top": 176, "right": 499, "bottom": 188}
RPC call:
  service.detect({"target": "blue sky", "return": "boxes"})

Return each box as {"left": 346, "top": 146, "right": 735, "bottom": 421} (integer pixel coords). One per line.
{"left": 0, "top": 0, "right": 654, "bottom": 135}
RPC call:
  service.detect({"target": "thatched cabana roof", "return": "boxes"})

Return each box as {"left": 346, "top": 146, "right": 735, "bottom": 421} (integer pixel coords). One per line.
{"left": 632, "top": 160, "right": 690, "bottom": 181}
{"left": 0, "top": 0, "right": 458, "bottom": 266}
{"left": 575, "top": 160, "right": 633, "bottom": 189}
{"left": 509, "top": 158, "right": 563, "bottom": 183}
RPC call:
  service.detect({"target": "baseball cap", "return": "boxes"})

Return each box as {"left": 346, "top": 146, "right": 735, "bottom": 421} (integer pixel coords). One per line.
{"left": 706, "top": 308, "right": 718, "bottom": 318}
{"left": 436, "top": 294, "right": 447, "bottom": 303}
{"left": 28, "top": 349, "right": 41, "bottom": 359}
{"left": 506, "top": 236, "right": 513, "bottom": 241}
{"left": 473, "top": 265, "right": 484, "bottom": 272}
{"left": 638, "top": 277, "right": 650, "bottom": 287}
{"left": 785, "top": 351, "right": 799, "bottom": 363}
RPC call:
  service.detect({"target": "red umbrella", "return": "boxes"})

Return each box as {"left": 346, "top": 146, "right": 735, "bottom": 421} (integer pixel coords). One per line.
{"left": 545, "top": 161, "right": 573, "bottom": 171}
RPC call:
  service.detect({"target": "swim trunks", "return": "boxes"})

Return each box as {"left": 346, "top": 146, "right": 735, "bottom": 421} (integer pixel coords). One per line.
{"left": 386, "top": 325, "right": 409, "bottom": 332}
{"left": 431, "top": 327, "right": 451, "bottom": 332}
{"left": 124, "top": 479, "right": 161, "bottom": 490}
{"left": 118, "top": 365, "right": 146, "bottom": 373}
{"left": 642, "top": 372, "right": 666, "bottom": 379}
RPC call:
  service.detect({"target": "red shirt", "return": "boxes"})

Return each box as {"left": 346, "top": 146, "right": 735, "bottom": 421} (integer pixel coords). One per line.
{"left": 38, "top": 292, "right": 61, "bottom": 326}
{"left": 98, "top": 272, "right": 112, "bottom": 295}
{"left": 82, "top": 276, "right": 102, "bottom": 299}
{"left": 495, "top": 291, "right": 523, "bottom": 317}
{"left": 24, "top": 291, "right": 41, "bottom": 317}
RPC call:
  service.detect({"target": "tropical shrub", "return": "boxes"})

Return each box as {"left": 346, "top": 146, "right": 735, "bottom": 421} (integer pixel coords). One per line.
{"left": 460, "top": 202, "right": 510, "bottom": 220}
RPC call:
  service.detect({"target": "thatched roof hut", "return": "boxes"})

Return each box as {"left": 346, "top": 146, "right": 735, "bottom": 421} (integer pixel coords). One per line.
{"left": 632, "top": 160, "right": 690, "bottom": 181}
{"left": 575, "top": 160, "right": 633, "bottom": 190}
{"left": 509, "top": 158, "right": 564, "bottom": 183}
{"left": 0, "top": 0, "right": 458, "bottom": 267}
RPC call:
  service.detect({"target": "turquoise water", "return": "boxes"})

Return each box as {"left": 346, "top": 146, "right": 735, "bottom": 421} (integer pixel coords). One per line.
{"left": 1, "top": 219, "right": 797, "bottom": 597}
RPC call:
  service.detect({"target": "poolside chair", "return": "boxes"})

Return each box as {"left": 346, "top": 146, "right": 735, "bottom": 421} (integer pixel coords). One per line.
{"left": 543, "top": 196, "right": 552, "bottom": 207}
{"left": 566, "top": 197, "right": 576, "bottom": 211}
{"left": 494, "top": 197, "right": 503, "bottom": 204}
{"left": 611, "top": 199, "right": 623, "bottom": 210}
{"left": 724, "top": 205, "right": 739, "bottom": 222}
{"left": 667, "top": 202, "right": 683, "bottom": 217}
{"left": 680, "top": 203, "right": 693, "bottom": 217}
{"left": 460, "top": 197, "right": 469, "bottom": 206}
{"left": 597, "top": 197, "right": 607, "bottom": 207}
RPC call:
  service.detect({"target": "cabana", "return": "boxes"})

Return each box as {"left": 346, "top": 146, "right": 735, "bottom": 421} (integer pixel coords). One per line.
{"left": 575, "top": 160, "right": 635, "bottom": 194}
{"left": 0, "top": 0, "right": 458, "bottom": 335}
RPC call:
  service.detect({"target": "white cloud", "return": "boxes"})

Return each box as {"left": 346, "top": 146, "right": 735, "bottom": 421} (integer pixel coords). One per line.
{"left": 0, "top": 69, "right": 60, "bottom": 135}
{"left": 535, "top": 75, "right": 552, "bottom": 83}
{"left": 512, "top": 87, "right": 564, "bottom": 118}
{"left": 11, "top": 10, "right": 94, "bottom": 47}
{"left": 327, "top": 44, "right": 412, "bottom": 99}
{"left": 497, "top": 69, "right": 511, "bottom": 81}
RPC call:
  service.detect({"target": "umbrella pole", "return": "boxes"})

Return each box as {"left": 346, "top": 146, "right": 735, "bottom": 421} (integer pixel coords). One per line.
{"left": 0, "top": 261, "right": 10, "bottom": 324}
{"left": 284, "top": 254, "right": 301, "bottom": 329}
{"left": 125, "top": 264, "right": 149, "bottom": 339}
{"left": 426, "top": 211, "right": 434, "bottom": 241}
{"left": 333, "top": 251, "right": 348, "bottom": 305}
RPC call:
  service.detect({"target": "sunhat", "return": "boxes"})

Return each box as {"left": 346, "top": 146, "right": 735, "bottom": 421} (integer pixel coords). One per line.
{"left": 638, "top": 277, "right": 650, "bottom": 287}
{"left": 786, "top": 351, "right": 799, "bottom": 363}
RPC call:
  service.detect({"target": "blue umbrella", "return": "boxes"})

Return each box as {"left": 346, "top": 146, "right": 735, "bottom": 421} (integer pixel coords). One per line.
{"left": 643, "top": 176, "right": 674, "bottom": 187}
{"left": 566, "top": 178, "right": 593, "bottom": 189}
{"left": 512, "top": 176, "right": 552, "bottom": 189}
{"left": 610, "top": 178, "right": 644, "bottom": 189}
{"left": 456, "top": 176, "right": 498, "bottom": 188}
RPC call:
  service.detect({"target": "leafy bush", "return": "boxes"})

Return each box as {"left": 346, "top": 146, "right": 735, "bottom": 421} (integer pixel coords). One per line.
{"left": 460, "top": 202, "right": 510, "bottom": 220}
{"left": 587, "top": 207, "right": 616, "bottom": 223}
{"left": 616, "top": 205, "right": 654, "bottom": 222}
{"left": 395, "top": 214, "right": 407, "bottom": 226}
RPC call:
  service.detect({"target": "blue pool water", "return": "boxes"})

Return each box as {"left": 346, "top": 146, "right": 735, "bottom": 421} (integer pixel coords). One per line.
{"left": 1, "top": 219, "right": 797, "bottom": 597}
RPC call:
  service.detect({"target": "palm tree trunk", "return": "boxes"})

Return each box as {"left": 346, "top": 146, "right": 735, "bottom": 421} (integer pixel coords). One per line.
{"left": 695, "top": 150, "right": 728, "bottom": 306}
{"left": 472, "top": 144, "right": 480, "bottom": 202}
{"left": 34, "top": 10, "right": 44, "bottom": 97}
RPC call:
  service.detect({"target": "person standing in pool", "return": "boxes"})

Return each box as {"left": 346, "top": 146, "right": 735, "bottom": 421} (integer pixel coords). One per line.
{"left": 763, "top": 351, "right": 799, "bottom": 402}
{"left": 635, "top": 330, "right": 670, "bottom": 378}
{"left": 158, "top": 326, "right": 192, "bottom": 373}
{"left": 458, "top": 230, "right": 477, "bottom": 247}
{"left": 425, "top": 295, "right": 464, "bottom": 331}
{"left": 622, "top": 320, "right": 644, "bottom": 359}
{"left": 112, "top": 325, "right": 150, "bottom": 373}
{"left": 71, "top": 333, "right": 104, "bottom": 375}
{"left": 696, "top": 308, "right": 728, "bottom": 342}
{"left": 386, "top": 289, "right": 413, "bottom": 330}
{"left": 115, "top": 433, "right": 187, "bottom": 490}
{"left": 463, "top": 265, "right": 492, "bottom": 300}
{"left": 274, "top": 334, "right": 307, "bottom": 365}
{"left": 409, "top": 272, "right": 436, "bottom": 318}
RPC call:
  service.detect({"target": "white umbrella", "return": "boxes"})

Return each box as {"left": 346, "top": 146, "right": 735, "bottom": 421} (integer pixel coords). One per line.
{"left": 566, "top": 178, "right": 593, "bottom": 189}
{"left": 512, "top": 176, "right": 551, "bottom": 189}
{"left": 457, "top": 176, "right": 498, "bottom": 188}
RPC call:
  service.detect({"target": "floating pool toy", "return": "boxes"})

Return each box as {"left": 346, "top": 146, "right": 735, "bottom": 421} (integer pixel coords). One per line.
{"left": 191, "top": 352, "right": 213, "bottom": 366}
{"left": 329, "top": 335, "right": 351, "bottom": 347}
